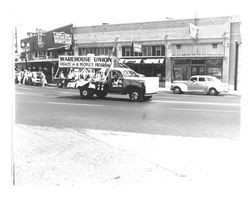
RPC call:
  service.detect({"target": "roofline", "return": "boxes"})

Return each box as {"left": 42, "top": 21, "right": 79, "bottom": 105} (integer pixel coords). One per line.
{"left": 22, "top": 23, "right": 73, "bottom": 40}
{"left": 73, "top": 16, "right": 233, "bottom": 29}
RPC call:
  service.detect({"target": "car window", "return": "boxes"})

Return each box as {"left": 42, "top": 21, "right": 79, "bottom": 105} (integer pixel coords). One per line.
{"left": 198, "top": 77, "right": 206, "bottom": 82}
{"left": 190, "top": 77, "right": 197, "bottom": 82}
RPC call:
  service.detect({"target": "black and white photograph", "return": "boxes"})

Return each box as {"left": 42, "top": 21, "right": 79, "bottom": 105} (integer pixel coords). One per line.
{"left": 3, "top": 0, "right": 250, "bottom": 196}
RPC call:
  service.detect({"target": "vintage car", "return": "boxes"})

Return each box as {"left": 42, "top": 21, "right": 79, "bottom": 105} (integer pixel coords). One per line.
{"left": 171, "top": 75, "right": 228, "bottom": 95}
{"left": 29, "top": 71, "right": 44, "bottom": 86}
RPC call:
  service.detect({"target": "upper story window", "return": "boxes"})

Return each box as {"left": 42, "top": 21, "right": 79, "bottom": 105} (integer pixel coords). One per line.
{"left": 212, "top": 43, "right": 218, "bottom": 49}
{"left": 176, "top": 45, "right": 182, "bottom": 49}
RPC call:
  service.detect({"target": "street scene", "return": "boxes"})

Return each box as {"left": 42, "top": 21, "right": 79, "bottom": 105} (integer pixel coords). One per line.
{"left": 14, "top": 84, "right": 241, "bottom": 187}
{"left": 11, "top": 2, "right": 247, "bottom": 193}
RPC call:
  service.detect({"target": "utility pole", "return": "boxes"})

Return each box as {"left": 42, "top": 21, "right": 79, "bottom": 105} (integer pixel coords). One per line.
{"left": 234, "top": 41, "right": 239, "bottom": 90}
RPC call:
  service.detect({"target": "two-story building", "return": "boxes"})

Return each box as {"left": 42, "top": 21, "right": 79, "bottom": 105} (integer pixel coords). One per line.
{"left": 73, "top": 16, "right": 241, "bottom": 90}
{"left": 16, "top": 24, "right": 73, "bottom": 83}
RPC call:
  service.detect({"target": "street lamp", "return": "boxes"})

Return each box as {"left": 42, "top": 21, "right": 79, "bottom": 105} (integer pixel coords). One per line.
{"left": 21, "top": 42, "right": 30, "bottom": 69}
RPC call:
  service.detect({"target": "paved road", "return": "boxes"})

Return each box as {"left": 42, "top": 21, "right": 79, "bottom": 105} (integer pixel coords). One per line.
{"left": 15, "top": 84, "right": 241, "bottom": 139}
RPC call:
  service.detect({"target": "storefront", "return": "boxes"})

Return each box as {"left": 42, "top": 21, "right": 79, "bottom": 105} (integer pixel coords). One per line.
{"left": 119, "top": 58, "right": 166, "bottom": 87}
{"left": 172, "top": 58, "right": 223, "bottom": 81}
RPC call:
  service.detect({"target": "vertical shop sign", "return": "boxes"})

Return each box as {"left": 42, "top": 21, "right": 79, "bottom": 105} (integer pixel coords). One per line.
{"left": 36, "top": 29, "right": 45, "bottom": 48}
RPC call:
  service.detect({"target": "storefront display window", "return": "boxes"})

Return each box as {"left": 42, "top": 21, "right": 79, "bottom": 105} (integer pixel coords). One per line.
{"left": 206, "top": 59, "right": 222, "bottom": 79}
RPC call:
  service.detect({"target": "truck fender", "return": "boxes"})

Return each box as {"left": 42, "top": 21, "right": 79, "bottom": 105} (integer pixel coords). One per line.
{"left": 124, "top": 85, "right": 144, "bottom": 94}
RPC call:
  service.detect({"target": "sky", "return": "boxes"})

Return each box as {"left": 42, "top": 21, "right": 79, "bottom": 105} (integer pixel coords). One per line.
{"left": 11, "top": 0, "right": 246, "bottom": 48}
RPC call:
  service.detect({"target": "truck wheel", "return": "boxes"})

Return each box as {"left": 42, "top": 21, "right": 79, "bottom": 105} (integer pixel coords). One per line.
{"left": 173, "top": 87, "right": 182, "bottom": 94}
{"left": 208, "top": 88, "right": 218, "bottom": 96}
{"left": 129, "top": 89, "right": 142, "bottom": 102}
{"left": 79, "top": 87, "right": 93, "bottom": 99}
{"left": 96, "top": 90, "right": 108, "bottom": 99}
{"left": 57, "top": 82, "right": 63, "bottom": 88}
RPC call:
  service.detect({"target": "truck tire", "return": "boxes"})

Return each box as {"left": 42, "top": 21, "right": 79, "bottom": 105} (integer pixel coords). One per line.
{"left": 129, "top": 88, "right": 143, "bottom": 102}
{"left": 96, "top": 90, "right": 108, "bottom": 99}
{"left": 208, "top": 88, "right": 218, "bottom": 96}
{"left": 79, "top": 86, "right": 93, "bottom": 99}
{"left": 173, "top": 87, "right": 182, "bottom": 94}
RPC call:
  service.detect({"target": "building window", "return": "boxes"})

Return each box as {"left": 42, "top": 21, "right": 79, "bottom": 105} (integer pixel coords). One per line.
{"left": 212, "top": 43, "right": 218, "bottom": 49}
{"left": 191, "top": 60, "right": 205, "bottom": 64}
{"left": 156, "top": 46, "right": 161, "bottom": 56}
{"left": 124, "top": 47, "right": 131, "bottom": 56}
{"left": 176, "top": 45, "right": 181, "bottom": 49}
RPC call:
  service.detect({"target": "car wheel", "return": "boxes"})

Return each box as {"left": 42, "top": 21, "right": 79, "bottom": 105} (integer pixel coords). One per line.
{"left": 208, "top": 88, "right": 218, "bottom": 96}
{"left": 173, "top": 87, "right": 182, "bottom": 94}
{"left": 129, "top": 89, "right": 142, "bottom": 102}
{"left": 79, "top": 87, "right": 93, "bottom": 99}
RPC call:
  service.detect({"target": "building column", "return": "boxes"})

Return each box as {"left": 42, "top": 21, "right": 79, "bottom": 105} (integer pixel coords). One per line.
{"left": 164, "top": 35, "right": 172, "bottom": 90}
{"left": 223, "top": 32, "right": 231, "bottom": 89}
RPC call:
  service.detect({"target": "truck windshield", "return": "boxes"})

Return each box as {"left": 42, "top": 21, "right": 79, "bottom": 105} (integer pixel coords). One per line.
{"left": 122, "top": 70, "right": 140, "bottom": 77}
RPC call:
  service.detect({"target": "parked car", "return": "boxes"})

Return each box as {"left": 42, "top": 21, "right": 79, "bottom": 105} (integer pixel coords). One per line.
{"left": 171, "top": 75, "right": 228, "bottom": 95}
{"left": 29, "top": 71, "right": 44, "bottom": 86}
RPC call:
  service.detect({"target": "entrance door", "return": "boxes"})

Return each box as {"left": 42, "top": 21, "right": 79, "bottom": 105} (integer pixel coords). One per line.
{"left": 191, "top": 66, "right": 205, "bottom": 76}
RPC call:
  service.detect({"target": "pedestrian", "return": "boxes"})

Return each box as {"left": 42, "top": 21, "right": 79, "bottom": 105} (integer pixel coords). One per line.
{"left": 40, "top": 72, "right": 47, "bottom": 87}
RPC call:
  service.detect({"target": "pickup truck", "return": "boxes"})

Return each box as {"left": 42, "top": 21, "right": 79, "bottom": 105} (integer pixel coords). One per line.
{"left": 171, "top": 75, "right": 228, "bottom": 95}
{"left": 76, "top": 67, "right": 159, "bottom": 102}
{"left": 54, "top": 55, "right": 159, "bottom": 101}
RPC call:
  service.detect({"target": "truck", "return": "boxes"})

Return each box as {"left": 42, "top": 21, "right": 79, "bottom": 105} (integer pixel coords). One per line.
{"left": 170, "top": 75, "right": 228, "bottom": 95}
{"left": 54, "top": 55, "right": 159, "bottom": 102}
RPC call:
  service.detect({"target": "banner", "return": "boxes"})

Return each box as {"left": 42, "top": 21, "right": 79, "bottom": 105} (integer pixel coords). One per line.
{"left": 58, "top": 56, "right": 112, "bottom": 68}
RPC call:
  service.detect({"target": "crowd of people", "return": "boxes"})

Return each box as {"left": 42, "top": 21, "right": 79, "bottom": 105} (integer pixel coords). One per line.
{"left": 15, "top": 68, "right": 47, "bottom": 87}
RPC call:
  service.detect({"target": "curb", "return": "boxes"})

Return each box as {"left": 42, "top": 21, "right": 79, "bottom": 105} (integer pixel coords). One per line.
{"left": 157, "top": 88, "right": 241, "bottom": 96}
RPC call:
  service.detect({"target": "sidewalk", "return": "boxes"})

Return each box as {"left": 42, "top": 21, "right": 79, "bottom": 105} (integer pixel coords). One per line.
{"left": 13, "top": 124, "right": 247, "bottom": 195}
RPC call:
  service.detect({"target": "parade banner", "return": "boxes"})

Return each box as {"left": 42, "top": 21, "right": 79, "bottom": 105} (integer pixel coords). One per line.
{"left": 58, "top": 56, "right": 112, "bottom": 68}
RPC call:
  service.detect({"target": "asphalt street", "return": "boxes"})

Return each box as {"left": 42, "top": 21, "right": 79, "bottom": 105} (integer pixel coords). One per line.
{"left": 15, "top": 84, "right": 241, "bottom": 139}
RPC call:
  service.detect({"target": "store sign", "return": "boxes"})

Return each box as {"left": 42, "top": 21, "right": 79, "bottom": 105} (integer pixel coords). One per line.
{"left": 58, "top": 56, "right": 112, "bottom": 68}
{"left": 37, "top": 29, "right": 45, "bottom": 48}
{"left": 53, "top": 32, "right": 72, "bottom": 45}
{"left": 132, "top": 43, "right": 142, "bottom": 53}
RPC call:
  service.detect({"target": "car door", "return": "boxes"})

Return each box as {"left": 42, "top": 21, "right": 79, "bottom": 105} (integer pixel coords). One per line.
{"left": 196, "top": 77, "right": 208, "bottom": 92}
{"left": 108, "top": 70, "right": 125, "bottom": 92}
{"left": 187, "top": 77, "right": 198, "bottom": 91}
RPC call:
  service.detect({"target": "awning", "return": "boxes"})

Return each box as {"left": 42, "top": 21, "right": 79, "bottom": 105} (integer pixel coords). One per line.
{"left": 123, "top": 59, "right": 142, "bottom": 64}
{"left": 143, "top": 58, "right": 165, "bottom": 64}
{"left": 47, "top": 45, "right": 68, "bottom": 51}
